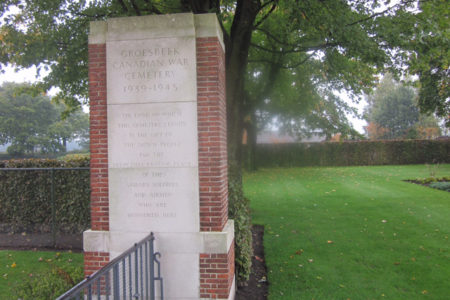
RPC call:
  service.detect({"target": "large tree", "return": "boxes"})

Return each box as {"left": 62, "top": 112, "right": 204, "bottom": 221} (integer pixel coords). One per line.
{"left": 365, "top": 74, "right": 441, "bottom": 140}
{"left": 366, "top": 74, "right": 419, "bottom": 139}
{"left": 1, "top": 0, "right": 448, "bottom": 280}
{"left": 0, "top": 82, "right": 89, "bottom": 155}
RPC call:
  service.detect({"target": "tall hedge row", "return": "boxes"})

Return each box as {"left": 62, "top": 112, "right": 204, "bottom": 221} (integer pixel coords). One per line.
{"left": 249, "top": 139, "right": 449, "bottom": 168}
{"left": 0, "top": 158, "right": 90, "bottom": 234}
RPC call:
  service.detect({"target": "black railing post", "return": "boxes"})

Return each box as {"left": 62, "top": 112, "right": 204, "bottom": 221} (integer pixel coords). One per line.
{"left": 113, "top": 264, "right": 120, "bottom": 300}
{"left": 134, "top": 245, "right": 139, "bottom": 298}
{"left": 50, "top": 168, "right": 56, "bottom": 248}
{"left": 150, "top": 233, "right": 155, "bottom": 300}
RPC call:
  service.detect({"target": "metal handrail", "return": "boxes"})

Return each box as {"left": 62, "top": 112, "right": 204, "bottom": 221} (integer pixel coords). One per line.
{"left": 57, "top": 232, "right": 163, "bottom": 300}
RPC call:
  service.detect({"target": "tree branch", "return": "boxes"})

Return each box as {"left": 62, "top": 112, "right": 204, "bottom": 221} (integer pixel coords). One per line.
{"left": 74, "top": 11, "right": 109, "bottom": 19}
{"left": 346, "top": 0, "right": 417, "bottom": 27}
{"left": 116, "top": 0, "right": 129, "bottom": 13}
{"left": 248, "top": 51, "right": 316, "bottom": 69}
{"left": 142, "top": 0, "right": 163, "bottom": 14}
{"left": 129, "top": 0, "right": 141, "bottom": 16}
{"left": 254, "top": 2, "right": 277, "bottom": 29}
{"left": 251, "top": 41, "right": 337, "bottom": 54}
{"left": 255, "top": 27, "right": 296, "bottom": 47}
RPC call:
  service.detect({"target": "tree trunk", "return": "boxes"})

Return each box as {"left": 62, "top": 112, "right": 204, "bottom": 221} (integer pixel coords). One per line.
{"left": 223, "top": 0, "right": 261, "bottom": 281}
{"left": 225, "top": 0, "right": 260, "bottom": 176}
{"left": 244, "top": 116, "right": 258, "bottom": 171}
{"left": 62, "top": 137, "right": 67, "bottom": 152}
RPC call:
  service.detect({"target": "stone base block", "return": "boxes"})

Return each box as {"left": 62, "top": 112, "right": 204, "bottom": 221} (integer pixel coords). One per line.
{"left": 83, "top": 220, "right": 235, "bottom": 299}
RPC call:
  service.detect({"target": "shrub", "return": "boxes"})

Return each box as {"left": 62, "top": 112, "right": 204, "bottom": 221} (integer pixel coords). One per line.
{"left": 429, "top": 181, "right": 450, "bottom": 192}
{"left": 14, "top": 264, "right": 83, "bottom": 299}
{"left": 0, "top": 158, "right": 90, "bottom": 234}
{"left": 228, "top": 165, "right": 253, "bottom": 283}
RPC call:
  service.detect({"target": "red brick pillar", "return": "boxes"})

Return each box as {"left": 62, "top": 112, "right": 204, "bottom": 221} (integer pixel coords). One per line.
{"left": 85, "top": 34, "right": 109, "bottom": 276}
{"left": 197, "top": 28, "right": 235, "bottom": 299}
{"left": 197, "top": 36, "right": 228, "bottom": 232}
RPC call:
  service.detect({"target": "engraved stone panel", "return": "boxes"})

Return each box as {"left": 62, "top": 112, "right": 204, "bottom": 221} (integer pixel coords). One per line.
{"left": 108, "top": 102, "right": 198, "bottom": 168}
{"left": 109, "top": 167, "right": 199, "bottom": 233}
{"left": 105, "top": 13, "right": 199, "bottom": 239}
{"left": 107, "top": 37, "right": 196, "bottom": 104}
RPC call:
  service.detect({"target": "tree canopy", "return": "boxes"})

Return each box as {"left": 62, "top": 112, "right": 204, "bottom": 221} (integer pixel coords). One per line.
{"left": 0, "top": 0, "right": 448, "bottom": 132}
{"left": 0, "top": 82, "right": 89, "bottom": 155}
{"left": 1, "top": 0, "right": 448, "bottom": 280}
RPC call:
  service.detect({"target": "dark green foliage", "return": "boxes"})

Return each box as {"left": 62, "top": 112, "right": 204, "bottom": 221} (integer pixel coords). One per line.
{"left": 411, "top": 177, "right": 450, "bottom": 184}
{"left": 14, "top": 264, "right": 83, "bottom": 300}
{"left": 228, "top": 164, "right": 253, "bottom": 282}
{"left": 0, "top": 158, "right": 90, "bottom": 234}
{"left": 429, "top": 181, "right": 450, "bottom": 192}
{"left": 247, "top": 139, "right": 449, "bottom": 168}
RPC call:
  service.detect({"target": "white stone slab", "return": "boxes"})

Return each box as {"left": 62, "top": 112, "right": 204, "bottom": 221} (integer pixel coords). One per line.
{"left": 109, "top": 167, "right": 199, "bottom": 233}
{"left": 194, "top": 14, "right": 225, "bottom": 51}
{"left": 107, "top": 37, "right": 196, "bottom": 104}
{"left": 108, "top": 220, "right": 234, "bottom": 256}
{"left": 108, "top": 102, "right": 198, "bottom": 168}
{"left": 160, "top": 253, "right": 200, "bottom": 299}
{"left": 88, "top": 21, "right": 107, "bottom": 44}
{"left": 83, "top": 230, "right": 110, "bottom": 252}
{"left": 107, "top": 14, "right": 195, "bottom": 41}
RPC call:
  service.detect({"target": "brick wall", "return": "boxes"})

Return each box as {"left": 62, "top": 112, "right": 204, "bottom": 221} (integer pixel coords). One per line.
{"left": 197, "top": 36, "right": 234, "bottom": 299}
{"left": 197, "top": 37, "right": 228, "bottom": 232}
{"left": 84, "top": 251, "right": 109, "bottom": 276}
{"left": 88, "top": 44, "right": 109, "bottom": 231}
{"left": 86, "top": 43, "right": 109, "bottom": 277}
{"left": 199, "top": 241, "right": 235, "bottom": 299}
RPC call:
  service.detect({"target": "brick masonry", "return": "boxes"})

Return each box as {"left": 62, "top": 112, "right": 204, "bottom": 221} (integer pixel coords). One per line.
{"left": 85, "top": 43, "right": 109, "bottom": 277}
{"left": 84, "top": 251, "right": 110, "bottom": 276}
{"left": 197, "top": 37, "right": 228, "bottom": 233}
{"left": 200, "top": 241, "right": 235, "bottom": 299}
{"left": 88, "top": 43, "right": 109, "bottom": 232}
{"left": 197, "top": 36, "right": 234, "bottom": 299}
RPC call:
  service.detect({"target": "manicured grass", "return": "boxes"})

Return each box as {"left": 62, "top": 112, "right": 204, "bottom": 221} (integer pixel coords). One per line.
{"left": 0, "top": 249, "right": 83, "bottom": 299}
{"left": 244, "top": 165, "right": 450, "bottom": 300}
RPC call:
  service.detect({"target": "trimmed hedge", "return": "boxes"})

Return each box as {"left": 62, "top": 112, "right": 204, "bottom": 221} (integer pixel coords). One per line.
{"left": 249, "top": 139, "right": 449, "bottom": 168}
{"left": 0, "top": 158, "right": 90, "bottom": 234}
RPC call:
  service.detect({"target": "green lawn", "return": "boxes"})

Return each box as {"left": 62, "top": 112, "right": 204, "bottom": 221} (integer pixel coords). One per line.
{"left": 0, "top": 249, "right": 83, "bottom": 299}
{"left": 244, "top": 164, "right": 450, "bottom": 300}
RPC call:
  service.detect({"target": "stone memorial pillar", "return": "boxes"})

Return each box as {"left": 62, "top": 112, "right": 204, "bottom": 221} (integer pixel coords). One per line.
{"left": 84, "top": 13, "right": 235, "bottom": 300}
